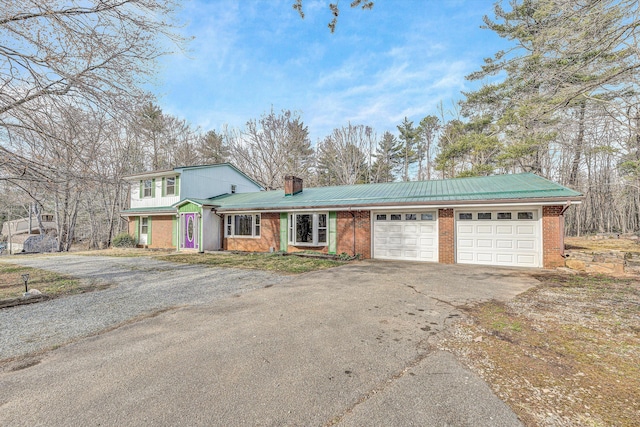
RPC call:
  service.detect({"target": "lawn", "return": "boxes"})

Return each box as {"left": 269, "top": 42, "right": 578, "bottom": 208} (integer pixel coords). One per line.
{"left": 0, "top": 263, "right": 97, "bottom": 300}
{"left": 155, "top": 251, "right": 346, "bottom": 274}
{"left": 439, "top": 273, "right": 640, "bottom": 426}
{"left": 80, "top": 248, "right": 348, "bottom": 274}
{"left": 565, "top": 236, "right": 640, "bottom": 254}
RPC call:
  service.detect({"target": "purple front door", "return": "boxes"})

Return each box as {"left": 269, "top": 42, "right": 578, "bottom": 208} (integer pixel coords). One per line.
{"left": 183, "top": 213, "right": 197, "bottom": 249}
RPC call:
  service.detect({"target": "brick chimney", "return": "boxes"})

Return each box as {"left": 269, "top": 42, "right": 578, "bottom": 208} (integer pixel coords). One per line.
{"left": 284, "top": 176, "right": 303, "bottom": 196}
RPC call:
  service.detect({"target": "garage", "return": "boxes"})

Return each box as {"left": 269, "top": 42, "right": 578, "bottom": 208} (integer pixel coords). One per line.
{"left": 456, "top": 209, "right": 541, "bottom": 267}
{"left": 373, "top": 211, "right": 438, "bottom": 261}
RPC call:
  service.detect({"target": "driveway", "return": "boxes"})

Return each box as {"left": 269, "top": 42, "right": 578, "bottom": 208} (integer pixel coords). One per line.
{"left": 0, "top": 255, "right": 536, "bottom": 426}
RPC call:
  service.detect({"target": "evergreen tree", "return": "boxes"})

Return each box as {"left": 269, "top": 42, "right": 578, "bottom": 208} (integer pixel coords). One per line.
{"left": 371, "top": 131, "right": 400, "bottom": 182}
{"left": 396, "top": 117, "right": 418, "bottom": 181}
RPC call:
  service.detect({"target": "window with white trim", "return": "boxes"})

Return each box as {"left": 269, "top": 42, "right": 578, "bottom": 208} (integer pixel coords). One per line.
{"left": 143, "top": 179, "right": 153, "bottom": 198}
{"left": 140, "top": 217, "right": 149, "bottom": 234}
{"left": 288, "top": 213, "right": 327, "bottom": 246}
{"left": 165, "top": 177, "right": 176, "bottom": 196}
{"left": 225, "top": 214, "right": 261, "bottom": 237}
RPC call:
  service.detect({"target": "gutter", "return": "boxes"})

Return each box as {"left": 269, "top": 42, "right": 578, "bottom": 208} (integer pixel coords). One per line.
{"left": 215, "top": 198, "right": 584, "bottom": 213}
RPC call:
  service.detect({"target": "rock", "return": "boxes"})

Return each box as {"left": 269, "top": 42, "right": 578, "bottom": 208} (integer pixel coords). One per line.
{"left": 473, "top": 336, "right": 483, "bottom": 343}
{"left": 23, "top": 289, "right": 42, "bottom": 297}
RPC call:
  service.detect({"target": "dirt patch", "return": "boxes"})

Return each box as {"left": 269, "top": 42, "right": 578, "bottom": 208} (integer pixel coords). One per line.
{"left": 439, "top": 273, "right": 640, "bottom": 427}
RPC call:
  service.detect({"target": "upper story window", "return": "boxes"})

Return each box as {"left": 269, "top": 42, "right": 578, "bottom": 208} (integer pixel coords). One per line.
{"left": 226, "top": 214, "right": 260, "bottom": 238}
{"left": 231, "top": 184, "right": 237, "bottom": 194}
{"left": 142, "top": 180, "right": 153, "bottom": 198}
{"left": 165, "top": 177, "right": 176, "bottom": 196}
{"left": 288, "top": 213, "right": 327, "bottom": 246}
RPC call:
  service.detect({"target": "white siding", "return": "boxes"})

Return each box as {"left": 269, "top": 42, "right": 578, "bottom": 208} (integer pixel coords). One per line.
{"left": 202, "top": 209, "right": 221, "bottom": 251}
{"left": 130, "top": 180, "right": 179, "bottom": 209}
{"left": 179, "top": 165, "right": 261, "bottom": 200}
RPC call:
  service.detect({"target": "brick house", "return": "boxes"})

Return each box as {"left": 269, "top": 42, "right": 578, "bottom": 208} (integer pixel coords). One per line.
{"left": 121, "top": 164, "right": 262, "bottom": 250}
{"left": 125, "top": 168, "right": 582, "bottom": 269}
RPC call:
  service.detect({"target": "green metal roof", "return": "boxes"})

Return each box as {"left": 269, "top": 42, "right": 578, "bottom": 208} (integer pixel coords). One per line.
{"left": 209, "top": 173, "right": 582, "bottom": 211}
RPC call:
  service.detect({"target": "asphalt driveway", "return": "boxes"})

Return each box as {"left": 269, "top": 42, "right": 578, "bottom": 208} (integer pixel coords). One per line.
{"left": 0, "top": 255, "right": 536, "bottom": 426}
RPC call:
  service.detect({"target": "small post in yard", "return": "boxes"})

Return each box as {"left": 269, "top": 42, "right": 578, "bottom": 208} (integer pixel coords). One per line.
{"left": 22, "top": 273, "right": 29, "bottom": 293}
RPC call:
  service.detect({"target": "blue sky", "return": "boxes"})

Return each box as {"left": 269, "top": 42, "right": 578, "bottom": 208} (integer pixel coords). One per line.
{"left": 154, "top": 0, "right": 509, "bottom": 143}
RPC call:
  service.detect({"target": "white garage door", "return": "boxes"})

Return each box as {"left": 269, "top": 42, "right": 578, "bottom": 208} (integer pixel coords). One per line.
{"left": 456, "top": 209, "right": 541, "bottom": 267}
{"left": 373, "top": 212, "right": 438, "bottom": 261}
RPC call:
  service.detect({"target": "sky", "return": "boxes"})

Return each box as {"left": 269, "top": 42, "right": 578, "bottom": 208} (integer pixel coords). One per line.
{"left": 152, "top": 0, "right": 511, "bottom": 144}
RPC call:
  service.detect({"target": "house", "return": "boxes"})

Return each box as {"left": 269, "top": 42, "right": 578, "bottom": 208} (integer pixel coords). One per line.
{"left": 121, "top": 163, "right": 263, "bottom": 250}
{"left": 1, "top": 213, "right": 57, "bottom": 254}
{"left": 178, "top": 173, "right": 582, "bottom": 269}
{"left": 123, "top": 167, "right": 582, "bottom": 269}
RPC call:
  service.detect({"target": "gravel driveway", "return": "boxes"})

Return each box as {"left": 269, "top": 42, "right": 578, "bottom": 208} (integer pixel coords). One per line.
{"left": 0, "top": 255, "right": 286, "bottom": 360}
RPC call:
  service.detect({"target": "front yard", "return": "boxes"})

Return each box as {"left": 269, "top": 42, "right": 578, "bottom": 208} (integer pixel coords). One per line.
{"left": 0, "top": 263, "right": 93, "bottom": 300}
{"left": 440, "top": 273, "right": 640, "bottom": 426}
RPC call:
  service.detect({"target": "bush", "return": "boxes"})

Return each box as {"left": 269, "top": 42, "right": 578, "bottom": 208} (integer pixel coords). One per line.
{"left": 112, "top": 233, "right": 136, "bottom": 248}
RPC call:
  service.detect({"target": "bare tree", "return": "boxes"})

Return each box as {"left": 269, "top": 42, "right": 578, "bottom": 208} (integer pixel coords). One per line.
{"left": 229, "top": 109, "right": 313, "bottom": 190}
{"left": 0, "top": 0, "right": 185, "bottom": 180}
{"left": 317, "top": 123, "right": 369, "bottom": 186}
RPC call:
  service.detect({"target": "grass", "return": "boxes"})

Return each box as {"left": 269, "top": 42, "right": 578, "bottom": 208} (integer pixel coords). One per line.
{"left": 565, "top": 236, "right": 640, "bottom": 254}
{"left": 155, "top": 252, "right": 346, "bottom": 274}
{"left": 440, "top": 273, "right": 640, "bottom": 427}
{"left": 0, "top": 263, "right": 92, "bottom": 300}
{"left": 78, "top": 248, "right": 348, "bottom": 274}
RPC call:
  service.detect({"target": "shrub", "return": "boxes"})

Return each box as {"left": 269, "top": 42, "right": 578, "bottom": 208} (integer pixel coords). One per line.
{"left": 112, "top": 233, "right": 136, "bottom": 248}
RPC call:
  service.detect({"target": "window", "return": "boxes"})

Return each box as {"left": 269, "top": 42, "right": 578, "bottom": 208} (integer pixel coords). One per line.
{"left": 140, "top": 217, "right": 149, "bottom": 234}
{"left": 390, "top": 214, "right": 402, "bottom": 221}
{"left": 405, "top": 214, "right": 417, "bottom": 220}
{"left": 254, "top": 214, "right": 260, "bottom": 236}
{"left": 226, "top": 214, "right": 261, "bottom": 237}
{"left": 231, "top": 185, "right": 237, "bottom": 194}
{"left": 288, "top": 213, "right": 328, "bottom": 246}
{"left": 143, "top": 179, "right": 152, "bottom": 198}
{"left": 165, "top": 177, "right": 176, "bottom": 196}
{"left": 518, "top": 212, "right": 534, "bottom": 220}
{"left": 478, "top": 212, "right": 492, "bottom": 220}
{"left": 458, "top": 213, "right": 472, "bottom": 220}
{"left": 497, "top": 212, "right": 512, "bottom": 220}
{"left": 376, "top": 214, "right": 387, "bottom": 221}
{"left": 421, "top": 213, "right": 434, "bottom": 221}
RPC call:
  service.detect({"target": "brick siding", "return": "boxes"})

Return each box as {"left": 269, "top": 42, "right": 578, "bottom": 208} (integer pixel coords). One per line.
{"left": 542, "top": 205, "right": 565, "bottom": 268}
{"left": 128, "top": 215, "right": 174, "bottom": 249}
{"left": 336, "top": 211, "right": 371, "bottom": 259}
{"left": 224, "top": 212, "right": 280, "bottom": 252}
{"left": 438, "top": 208, "right": 455, "bottom": 264}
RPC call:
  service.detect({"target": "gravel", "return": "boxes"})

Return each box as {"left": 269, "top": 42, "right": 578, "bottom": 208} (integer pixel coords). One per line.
{"left": 0, "top": 255, "right": 288, "bottom": 360}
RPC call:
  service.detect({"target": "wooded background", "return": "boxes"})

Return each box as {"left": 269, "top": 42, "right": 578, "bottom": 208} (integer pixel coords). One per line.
{"left": 1, "top": 0, "right": 639, "bottom": 250}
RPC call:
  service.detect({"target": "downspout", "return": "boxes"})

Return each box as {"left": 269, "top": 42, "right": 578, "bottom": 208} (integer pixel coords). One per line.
{"left": 560, "top": 201, "right": 572, "bottom": 258}
{"left": 348, "top": 208, "right": 356, "bottom": 257}
{"left": 211, "top": 208, "right": 225, "bottom": 252}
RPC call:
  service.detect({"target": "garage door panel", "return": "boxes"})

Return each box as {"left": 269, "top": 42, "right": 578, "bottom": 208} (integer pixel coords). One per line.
{"left": 458, "top": 224, "right": 473, "bottom": 233}
{"left": 496, "top": 239, "right": 513, "bottom": 249}
{"left": 516, "top": 240, "right": 535, "bottom": 250}
{"left": 458, "top": 239, "right": 474, "bottom": 248}
{"left": 405, "top": 237, "right": 418, "bottom": 246}
{"left": 420, "top": 224, "right": 435, "bottom": 233}
{"left": 420, "top": 237, "right": 435, "bottom": 246}
{"left": 477, "top": 225, "right": 493, "bottom": 233}
{"left": 496, "top": 253, "right": 514, "bottom": 263}
{"left": 516, "top": 254, "right": 536, "bottom": 265}
{"left": 477, "top": 253, "right": 494, "bottom": 262}
{"left": 457, "top": 251, "right": 474, "bottom": 261}
{"left": 477, "top": 239, "right": 493, "bottom": 248}
{"left": 516, "top": 225, "right": 536, "bottom": 234}
{"left": 496, "top": 225, "right": 514, "bottom": 234}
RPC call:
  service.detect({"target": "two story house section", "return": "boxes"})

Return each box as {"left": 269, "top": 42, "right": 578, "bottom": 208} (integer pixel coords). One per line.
{"left": 122, "top": 163, "right": 262, "bottom": 251}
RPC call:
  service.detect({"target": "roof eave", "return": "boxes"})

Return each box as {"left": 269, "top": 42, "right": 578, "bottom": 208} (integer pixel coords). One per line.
{"left": 215, "top": 196, "right": 584, "bottom": 212}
